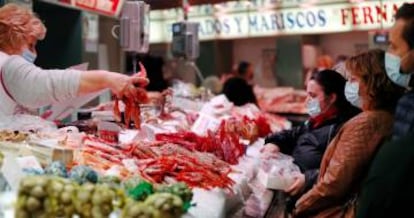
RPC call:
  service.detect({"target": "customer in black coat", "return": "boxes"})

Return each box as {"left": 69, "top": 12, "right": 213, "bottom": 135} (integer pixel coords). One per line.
{"left": 262, "top": 70, "right": 361, "bottom": 215}
{"left": 222, "top": 61, "right": 257, "bottom": 106}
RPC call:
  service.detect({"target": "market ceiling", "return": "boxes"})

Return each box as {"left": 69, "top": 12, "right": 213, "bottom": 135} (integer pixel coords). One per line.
{"left": 144, "top": 0, "right": 234, "bottom": 10}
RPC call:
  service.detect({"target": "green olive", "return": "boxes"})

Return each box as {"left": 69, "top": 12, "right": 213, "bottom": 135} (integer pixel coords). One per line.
{"left": 26, "top": 196, "right": 41, "bottom": 212}
{"left": 91, "top": 206, "right": 104, "bottom": 218}
{"left": 51, "top": 181, "right": 64, "bottom": 193}
{"left": 15, "top": 210, "right": 29, "bottom": 218}
{"left": 101, "top": 203, "right": 112, "bottom": 215}
{"left": 63, "top": 205, "right": 75, "bottom": 216}
{"left": 91, "top": 192, "right": 102, "bottom": 205}
{"left": 34, "top": 177, "right": 48, "bottom": 187}
{"left": 60, "top": 192, "right": 72, "bottom": 204}
{"left": 30, "top": 186, "right": 46, "bottom": 198}
{"left": 64, "top": 184, "right": 75, "bottom": 193}
{"left": 77, "top": 191, "right": 90, "bottom": 203}
{"left": 100, "top": 191, "right": 112, "bottom": 204}
{"left": 83, "top": 183, "right": 95, "bottom": 192}
{"left": 128, "top": 204, "right": 144, "bottom": 217}
{"left": 21, "top": 179, "right": 36, "bottom": 190}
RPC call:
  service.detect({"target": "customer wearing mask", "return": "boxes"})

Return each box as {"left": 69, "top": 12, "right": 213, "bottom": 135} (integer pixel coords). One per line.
{"left": 262, "top": 70, "right": 360, "bottom": 216}
{"left": 222, "top": 61, "right": 257, "bottom": 106}
{"left": 356, "top": 3, "right": 414, "bottom": 217}
{"left": 383, "top": 3, "right": 414, "bottom": 139}
{"left": 293, "top": 49, "right": 405, "bottom": 218}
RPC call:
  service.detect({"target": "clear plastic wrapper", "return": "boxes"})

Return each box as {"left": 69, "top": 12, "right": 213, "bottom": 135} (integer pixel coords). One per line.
{"left": 259, "top": 153, "right": 301, "bottom": 190}
{"left": 243, "top": 153, "right": 301, "bottom": 217}
{"left": 244, "top": 178, "right": 274, "bottom": 218}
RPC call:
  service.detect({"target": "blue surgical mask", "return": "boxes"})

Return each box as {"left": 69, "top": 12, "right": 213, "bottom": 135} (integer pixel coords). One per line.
{"left": 385, "top": 52, "right": 411, "bottom": 88}
{"left": 21, "top": 49, "right": 37, "bottom": 63}
{"left": 307, "top": 98, "right": 321, "bottom": 117}
{"left": 345, "top": 81, "right": 361, "bottom": 108}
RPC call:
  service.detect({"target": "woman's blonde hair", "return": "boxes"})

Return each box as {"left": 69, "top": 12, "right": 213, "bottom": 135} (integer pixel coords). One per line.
{"left": 0, "top": 4, "right": 46, "bottom": 52}
{"left": 346, "top": 49, "right": 405, "bottom": 112}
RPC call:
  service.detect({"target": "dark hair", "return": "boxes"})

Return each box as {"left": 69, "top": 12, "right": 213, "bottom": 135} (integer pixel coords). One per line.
{"left": 237, "top": 61, "right": 251, "bottom": 76}
{"left": 346, "top": 49, "right": 405, "bottom": 112}
{"left": 396, "top": 3, "right": 414, "bottom": 49}
{"left": 310, "top": 69, "right": 360, "bottom": 119}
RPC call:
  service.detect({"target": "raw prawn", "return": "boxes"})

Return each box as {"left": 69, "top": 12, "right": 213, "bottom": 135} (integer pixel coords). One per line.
{"left": 113, "top": 62, "right": 150, "bottom": 129}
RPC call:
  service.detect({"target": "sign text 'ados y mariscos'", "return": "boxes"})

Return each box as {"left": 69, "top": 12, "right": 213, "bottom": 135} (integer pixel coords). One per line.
{"left": 148, "top": 1, "right": 411, "bottom": 43}
{"left": 197, "top": 10, "right": 327, "bottom": 35}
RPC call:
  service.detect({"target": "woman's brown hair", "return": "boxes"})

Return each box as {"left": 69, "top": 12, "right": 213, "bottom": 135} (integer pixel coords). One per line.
{"left": 0, "top": 4, "right": 46, "bottom": 52}
{"left": 346, "top": 49, "right": 405, "bottom": 112}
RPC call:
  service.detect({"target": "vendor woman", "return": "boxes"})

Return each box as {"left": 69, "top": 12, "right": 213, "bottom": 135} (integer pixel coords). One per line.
{"left": 0, "top": 4, "right": 148, "bottom": 117}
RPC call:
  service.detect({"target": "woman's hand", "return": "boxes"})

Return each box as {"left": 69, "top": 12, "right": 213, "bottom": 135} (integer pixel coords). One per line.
{"left": 285, "top": 172, "right": 306, "bottom": 196}
{"left": 110, "top": 73, "right": 149, "bottom": 99}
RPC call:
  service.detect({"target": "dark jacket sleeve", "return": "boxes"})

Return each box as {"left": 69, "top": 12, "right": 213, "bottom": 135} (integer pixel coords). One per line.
{"left": 303, "top": 169, "right": 319, "bottom": 193}
{"left": 264, "top": 125, "right": 305, "bottom": 155}
{"left": 392, "top": 91, "right": 414, "bottom": 140}
{"left": 357, "top": 133, "right": 414, "bottom": 218}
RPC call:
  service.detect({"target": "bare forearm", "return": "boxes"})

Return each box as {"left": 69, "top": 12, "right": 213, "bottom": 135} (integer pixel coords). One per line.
{"left": 78, "top": 70, "right": 127, "bottom": 95}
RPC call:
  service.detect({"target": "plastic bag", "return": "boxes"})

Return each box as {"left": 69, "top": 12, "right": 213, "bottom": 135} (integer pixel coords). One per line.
{"left": 244, "top": 178, "right": 274, "bottom": 218}
{"left": 259, "top": 153, "right": 301, "bottom": 190}
{"left": 243, "top": 153, "right": 300, "bottom": 217}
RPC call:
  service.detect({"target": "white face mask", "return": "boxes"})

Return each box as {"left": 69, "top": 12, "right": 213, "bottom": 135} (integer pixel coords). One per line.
{"left": 385, "top": 52, "right": 411, "bottom": 88}
{"left": 307, "top": 98, "right": 321, "bottom": 117}
{"left": 21, "top": 49, "right": 37, "bottom": 63}
{"left": 345, "top": 81, "right": 362, "bottom": 108}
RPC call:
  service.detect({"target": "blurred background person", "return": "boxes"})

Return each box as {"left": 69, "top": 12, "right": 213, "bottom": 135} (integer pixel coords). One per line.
{"left": 222, "top": 61, "right": 257, "bottom": 106}
{"left": 202, "top": 75, "right": 222, "bottom": 95}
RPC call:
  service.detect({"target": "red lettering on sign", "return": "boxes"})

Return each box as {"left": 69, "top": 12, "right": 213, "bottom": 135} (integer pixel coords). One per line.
{"left": 341, "top": 8, "right": 349, "bottom": 25}
{"left": 375, "top": 5, "right": 387, "bottom": 22}
{"left": 351, "top": 7, "right": 360, "bottom": 25}
{"left": 362, "top": 6, "right": 373, "bottom": 24}
{"left": 393, "top": 3, "right": 399, "bottom": 20}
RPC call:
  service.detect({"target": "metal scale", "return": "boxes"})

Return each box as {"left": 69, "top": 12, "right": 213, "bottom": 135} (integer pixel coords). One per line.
{"left": 113, "top": 0, "right": 150, "bottom": 73}
{"left": 170, "top": 0, "right": 204, "bottom": 84}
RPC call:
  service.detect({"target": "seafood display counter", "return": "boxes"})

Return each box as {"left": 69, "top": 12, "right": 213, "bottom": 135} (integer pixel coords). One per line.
{"left": 0, "top": 84, "right": 292, "bottom": 218}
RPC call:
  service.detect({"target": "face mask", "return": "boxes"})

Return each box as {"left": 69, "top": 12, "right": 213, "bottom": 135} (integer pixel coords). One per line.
{"left": 307, "top": 98, "right": 321, "bottom": 117}
{"left": 21, "top": 49, "right": 37, "bottom": 63}
{"left": 385, "top": 52, "right": 411, "bottom": 88}
{"left": 345, "top": 81, "right": 361, "bottom": 108}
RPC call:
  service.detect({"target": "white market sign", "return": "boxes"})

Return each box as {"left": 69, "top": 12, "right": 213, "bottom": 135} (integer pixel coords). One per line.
{"left": 149, "top": 0, "right": 413, "bottom": 43}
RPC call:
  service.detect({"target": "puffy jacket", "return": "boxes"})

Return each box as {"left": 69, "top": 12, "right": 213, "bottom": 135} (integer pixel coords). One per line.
{"left": 265, "top": 116, "right": 345, "bottom": 188}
